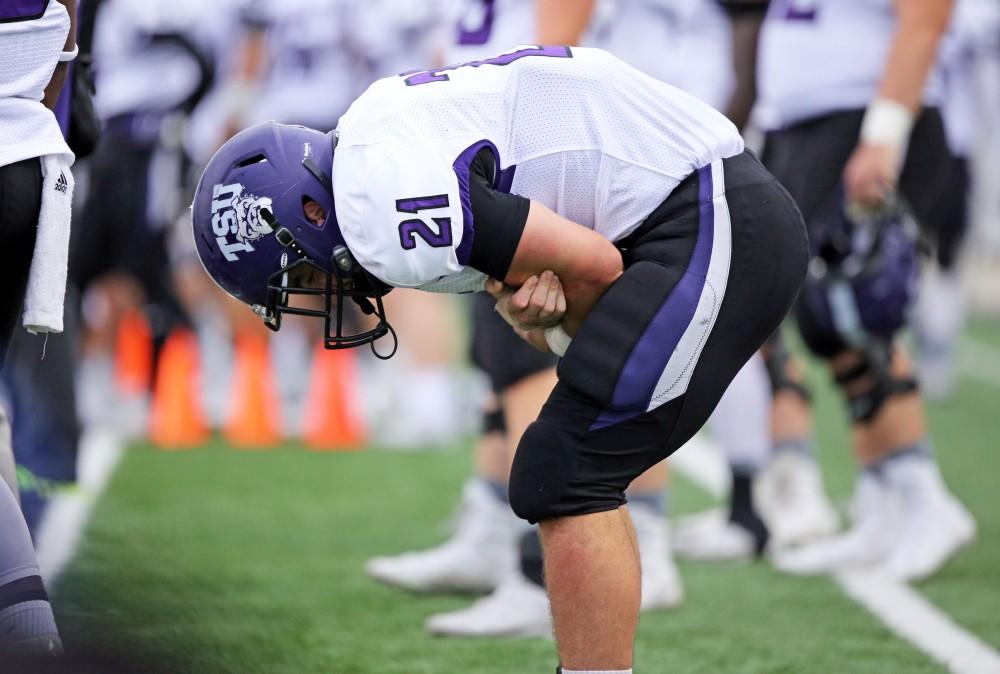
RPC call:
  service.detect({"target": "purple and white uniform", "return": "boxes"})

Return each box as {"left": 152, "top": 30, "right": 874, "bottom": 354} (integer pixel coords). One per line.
{"left": 595, "top": 0, "right": 734, "bottom": 109}
{"left": 0, "top": 0, "right": 72, "bottom": 167}
{"left": 756, "top": 0, "right": 945, "bottom": 130}
{"left": 332, "top": 46, "right": 742, "bottom": 290}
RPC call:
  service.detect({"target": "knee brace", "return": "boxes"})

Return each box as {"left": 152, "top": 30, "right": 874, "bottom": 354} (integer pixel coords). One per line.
{"left": 763, "top": 334, "right": 812, "bottom": 405}
{"left": 833, "top": 343, "right": 918, "bottom": 423}
{"left": 480, "top": 406, "right": 506, "bottom": 436}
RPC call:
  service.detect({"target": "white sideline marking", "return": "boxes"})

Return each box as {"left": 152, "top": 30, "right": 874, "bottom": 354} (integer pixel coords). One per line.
{"left": 837, "top": 572, "right": 1000, "bottom": 674}
{"left": 674, "top": 437, "right": 1000, "bottom": 674}
{"left": 34, "top": 428, "right": 124, "bottom": 586}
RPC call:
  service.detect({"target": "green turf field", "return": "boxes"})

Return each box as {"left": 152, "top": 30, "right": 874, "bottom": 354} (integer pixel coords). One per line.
{"left": 51, "top": 324, "right": 1000, "bottom": 673}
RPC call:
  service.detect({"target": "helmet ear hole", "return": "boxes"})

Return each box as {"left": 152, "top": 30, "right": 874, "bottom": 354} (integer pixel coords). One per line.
{"left": 302, "top": 196, "right": 327, "bottom": 226}
{"left": 235, "top": 153, "right": 267, "bottom": 168}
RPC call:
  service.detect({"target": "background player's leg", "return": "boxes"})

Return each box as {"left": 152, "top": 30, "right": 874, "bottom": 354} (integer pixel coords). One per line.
{"left": 0, "top": 478, "right": 61, "bottom": 656}
{"left": 541, "top": 507, "right": 640, "bottom": 671}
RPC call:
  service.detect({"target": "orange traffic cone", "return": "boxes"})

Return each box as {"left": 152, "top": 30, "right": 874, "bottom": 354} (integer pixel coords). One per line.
{"left": 149, "top": 329, "right": 209, "bottom": 448}
{"left": 115, "top": 310, "right": 152, "bottom": 396}
{"left": 223, "top": 332, "right": 282, "bottom": 449}
{"left": 302, "top": 344, "right": 366, "bottom": 451}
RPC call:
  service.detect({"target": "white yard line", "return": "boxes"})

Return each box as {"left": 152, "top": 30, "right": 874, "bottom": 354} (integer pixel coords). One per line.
{"left": 837, "top": 572, "right": 1000, "bottom": 674}
{"left": 33, "top": 427, "right": 124, "bottom": 586}
{"left": 672, "top": 437, "right": 1000, "bottom": 674}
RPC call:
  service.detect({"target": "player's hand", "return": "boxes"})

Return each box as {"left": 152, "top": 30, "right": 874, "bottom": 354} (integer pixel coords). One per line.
{"left": 486, "top": 270, "right": 566, "bottom": 331}
{"left": 843, "top": 142, "right": 901, "bottom": 212}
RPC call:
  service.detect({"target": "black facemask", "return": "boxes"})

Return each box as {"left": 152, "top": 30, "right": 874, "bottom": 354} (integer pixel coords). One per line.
{"left": 262, "top": 254, "right": 397, "bottom": 359}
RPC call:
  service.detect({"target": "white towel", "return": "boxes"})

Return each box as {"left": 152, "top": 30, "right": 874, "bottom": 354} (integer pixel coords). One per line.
{"left": 22, "top": 153, "right": 75, "bottom": 335}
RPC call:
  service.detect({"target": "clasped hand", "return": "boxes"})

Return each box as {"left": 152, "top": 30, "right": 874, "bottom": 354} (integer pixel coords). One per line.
{"left": 485, "top": 270, "right": 566, "bottom": 334}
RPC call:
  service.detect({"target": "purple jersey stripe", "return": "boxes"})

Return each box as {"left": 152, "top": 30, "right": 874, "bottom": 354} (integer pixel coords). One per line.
{"left": 0, "top": 0, "right": 48, "bottom": 22}
{"left": 452, "top": 139, "right": 501, "bottom": 266}
{"left": 590, "top": 165, "right": 715, "bottom": 430}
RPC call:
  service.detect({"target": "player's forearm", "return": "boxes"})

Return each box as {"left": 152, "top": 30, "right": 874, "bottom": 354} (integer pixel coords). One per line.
{"left": 43, "top": 0, "right": 76, "bottom": 110}
{"left": 535, "top": 0, "right": 596, "bottom": 45}
{"left": 724, "top": 10, "right": 766, "bottom": 129}
{"left": 504, "top": 201, "right": 623, "bottom": 339}
{"left": 878, "top": 0, "right": 954, "bottom": 112}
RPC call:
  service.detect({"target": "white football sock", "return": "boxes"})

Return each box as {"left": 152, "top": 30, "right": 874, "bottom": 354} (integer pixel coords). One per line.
{"left": 709, "top": 353, "right": 771, "bottom": 475}
{"left": 561, "top": 669, "right": 633, "bottom": 674}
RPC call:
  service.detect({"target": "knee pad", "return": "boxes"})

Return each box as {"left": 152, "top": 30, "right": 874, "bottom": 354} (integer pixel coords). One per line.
{"left": 833, "top": 343, "right": 917, "bottom": 423}
{"left": 508, "top": 420, "right": 578, "bottom": 524}
{"left": 763, "top": 333, "right": 812, "bottom": 404}
{"left": 480, "top": 406, "right": 506, "bottom": 435}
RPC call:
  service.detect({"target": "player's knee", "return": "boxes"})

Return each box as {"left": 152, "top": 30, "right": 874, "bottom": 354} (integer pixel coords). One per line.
{"left": 509, "top": 421, "right": 569, "bottom": 523}
{"left": 831, "top": 344, "right": 917, "bottom": 423}
{"left": 509, "top": 419, "right": 627, "bottom": 523}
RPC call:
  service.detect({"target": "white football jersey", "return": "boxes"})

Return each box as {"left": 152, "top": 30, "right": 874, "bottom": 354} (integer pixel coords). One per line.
{"left": 333, "top": 46, "right": 743, "bottom": 290}
{"left": 0, "top": 0, "right": 73, "bottom": 167}
{"left": 595, "top": 0, "right": 733, "bottom": 109}
{"left": 757, "top": 0, "right": 945, "bottom": 129}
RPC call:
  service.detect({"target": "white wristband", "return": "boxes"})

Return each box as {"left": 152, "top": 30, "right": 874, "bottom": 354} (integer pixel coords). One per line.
{"left": 860, "top": 98, "right": 914, "bottom": 148}
{"left": 58, "top": 44, "right": 79, "bottom": 62}
{"left": 544, "top": 325, "right": 572, "bottom": 357}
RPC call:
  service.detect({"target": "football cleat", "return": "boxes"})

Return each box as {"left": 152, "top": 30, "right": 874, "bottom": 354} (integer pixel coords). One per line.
{"left": 672, "top": 508, "right": 757, "bottom": 562}
{"left": 879, "top": 459, "right": 976, "bottom": 582}
{"left": 772, "top": 472, "right": 897, "bottom": 576}
{"left": 425, "top": 571, "right": 552, "bottom": 638}
{"left": 631, "top": 505, "right": 684, "bottom": 610}
{"left": 365, "top": 480, "right": 522, "bottom": 594}
{"left": 757, "top": 451, "right": 840, "bottom": 550}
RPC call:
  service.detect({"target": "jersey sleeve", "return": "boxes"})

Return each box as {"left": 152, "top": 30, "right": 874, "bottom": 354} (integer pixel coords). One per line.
{"left": 334, "top": 141, "right": 471, "bottom": 289}
{"left": 334, "top": 139, "right": 529, "bottom": 289}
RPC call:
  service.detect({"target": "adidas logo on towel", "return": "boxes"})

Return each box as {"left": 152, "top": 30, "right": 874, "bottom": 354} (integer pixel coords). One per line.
{"left": 54, "top": 172, "right": 68, "bottom": 194}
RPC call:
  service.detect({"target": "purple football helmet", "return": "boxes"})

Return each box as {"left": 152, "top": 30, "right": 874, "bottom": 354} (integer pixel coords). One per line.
{"left": 800, "top": 188, "right": 922, "bottom": 348}
{"left": 191, "top": 122, "right": 394, "bottom": 355}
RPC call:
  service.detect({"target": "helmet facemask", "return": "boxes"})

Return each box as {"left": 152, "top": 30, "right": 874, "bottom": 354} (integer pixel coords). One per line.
{"left": 256, "top": 209, "right": 397, "bottom": 360}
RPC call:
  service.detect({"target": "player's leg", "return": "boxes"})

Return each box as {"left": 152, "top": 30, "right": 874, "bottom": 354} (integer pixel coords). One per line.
{"left": 366, "top": 293, "right": 554, "bottom": 594}
{"left": 674, "top": 353, "right": 773, "bottom": 561}
{"left": 917, "top": 153, "right": 969, "bottom": 400}
{"left": 374, "top": 289, "right": 465, "bottom": 448}
{"left": 766, "top": 110, "right": 975, "bottom": 579}
{"left": 0, "top": 158, "right": 62, "bottom": 656}
{"left": 758, "top": 334, "right": 839, "bottom": 549}
{"left": 0, "top": 477, "right": 61, "bottom": 656}
{"left": 626, "top": 461, "right": 683, "bottom": 610}
{"left": 510, "top": 152, "right": 807, "bottom": 669}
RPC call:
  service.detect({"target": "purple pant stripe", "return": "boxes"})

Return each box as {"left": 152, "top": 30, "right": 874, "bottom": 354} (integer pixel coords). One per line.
{"left": 590, "top": 165, "right": 715, "bottom": 431}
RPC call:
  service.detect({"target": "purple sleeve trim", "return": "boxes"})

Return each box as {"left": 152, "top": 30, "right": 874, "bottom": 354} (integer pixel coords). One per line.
{"left": 0, "top": 0, "right": 48, "bottom": 22}
{"left": 452, "top": 139, "right": 500, "bottom": 266}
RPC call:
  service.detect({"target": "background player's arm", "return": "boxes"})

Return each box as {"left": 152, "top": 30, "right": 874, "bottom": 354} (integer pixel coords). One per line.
{"left": 43, "top": 0, "right": 77, "bottom": 110}
{"left": 535, "top": 0, "right": 596, "bottom": 45}
{"left": 844, "top": 0, "right": 954, "bottom": 207}
{"left": 501, "top": 200, "right": 623, "bottom": 339}
{"left": 719, "top": 0, "right": 770, "bottom": 130}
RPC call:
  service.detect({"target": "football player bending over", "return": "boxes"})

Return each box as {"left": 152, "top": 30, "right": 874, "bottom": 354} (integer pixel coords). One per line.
{"left": 192, "top": 46, "right": 806, "bottom": 672}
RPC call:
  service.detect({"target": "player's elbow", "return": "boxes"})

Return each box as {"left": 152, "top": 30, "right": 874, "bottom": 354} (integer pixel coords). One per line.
{"left": 566, "top": 244, "right": 623, "bottom": 297}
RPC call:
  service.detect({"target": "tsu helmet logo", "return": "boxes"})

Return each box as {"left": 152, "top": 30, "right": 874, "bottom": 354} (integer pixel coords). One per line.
{"left": 210, "top": 182, "right": 274, "bottom": 262}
